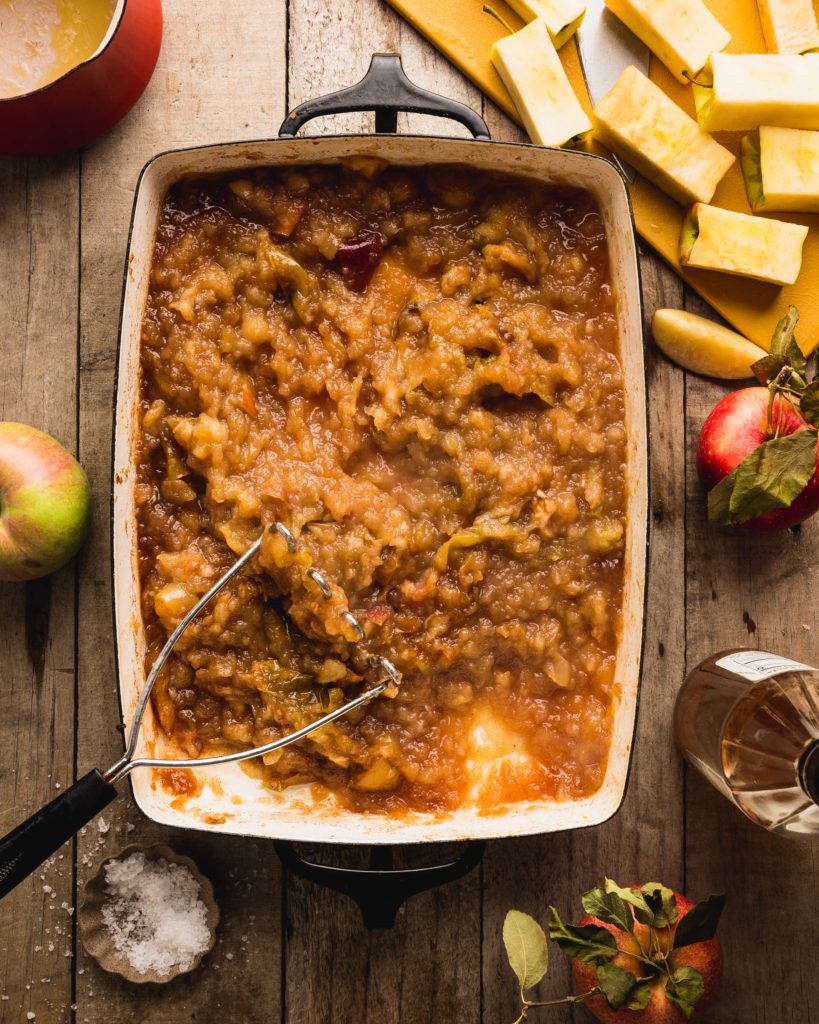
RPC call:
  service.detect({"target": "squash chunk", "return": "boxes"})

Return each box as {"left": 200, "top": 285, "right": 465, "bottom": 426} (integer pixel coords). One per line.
{"left": 491, "top": 18, "right": 591, "bottom": 147}
{"left": 592, "top": 66, "right": 734, "bottom": 205}
{"left": 742, "top": 126, "right": 819, "bottom": 212}
{"left": 694, "top": 53, "right": 819, "bottom": 132}
{"left": 756, "top": 0, "right": 819, "bottom": 55}
{"left": 679, "top": 203, "right": 808, "bottom": 286}
{"left": 506, "top": 0, "right": 586, "bottom": 49}
{"left": 605, "top": 0, "right": 730, "bottom": 84}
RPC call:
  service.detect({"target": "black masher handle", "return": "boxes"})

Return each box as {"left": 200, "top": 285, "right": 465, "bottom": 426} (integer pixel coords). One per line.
{"left": 0, "top": 769, "right": 118, "bottom": 899}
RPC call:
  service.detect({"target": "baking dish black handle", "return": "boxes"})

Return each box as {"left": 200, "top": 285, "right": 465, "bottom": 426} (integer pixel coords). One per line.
{"left": 0, "top": 769, "right": 118, "bottom": 900}
{"left": 275, "top": 840, "right": 484, "bottom": 928}
{"left": 278, "top": 52, "right": 491, "bottom": 139}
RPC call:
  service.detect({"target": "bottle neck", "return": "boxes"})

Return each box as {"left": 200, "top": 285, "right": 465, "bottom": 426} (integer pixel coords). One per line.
{"left": 798, "top": 741, "right": 819, "bottom": 805}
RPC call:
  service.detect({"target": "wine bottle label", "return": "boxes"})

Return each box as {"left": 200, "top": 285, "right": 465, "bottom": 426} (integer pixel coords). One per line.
{"left": 715, "top": 650, "right": 813, "bottom": 682}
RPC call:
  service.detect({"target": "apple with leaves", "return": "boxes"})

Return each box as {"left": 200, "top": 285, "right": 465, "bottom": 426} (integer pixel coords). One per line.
{"left": 698, "top": 306, "right": 819, "bottom": 530}
{"left": 503, "top": 880, "right": 724, "bottom": 1023}
{"left": 0, "top": 422, "right": 92, "bottom": 582}
{"left": 566, "top": 884, "right": 723, "bottom": 1022}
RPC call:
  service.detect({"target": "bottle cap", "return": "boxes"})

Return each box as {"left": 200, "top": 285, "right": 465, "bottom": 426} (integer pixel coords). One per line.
{"left": 799, "top": 741, "right": 819, "bottom": 805}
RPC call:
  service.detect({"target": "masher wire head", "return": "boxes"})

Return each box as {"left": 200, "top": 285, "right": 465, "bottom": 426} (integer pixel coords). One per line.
{"left": 110, "top": 521, "right": 402, "bottom": 782}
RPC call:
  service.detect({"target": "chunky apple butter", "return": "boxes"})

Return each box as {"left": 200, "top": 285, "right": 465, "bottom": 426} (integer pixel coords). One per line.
{"left": 136, "top": 160, "right": 627, "bottom": 814}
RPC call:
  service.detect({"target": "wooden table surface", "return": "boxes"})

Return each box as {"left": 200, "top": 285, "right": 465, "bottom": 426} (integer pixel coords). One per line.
{"left": 1, "top": 2, "right": 817, "bottom": 1021}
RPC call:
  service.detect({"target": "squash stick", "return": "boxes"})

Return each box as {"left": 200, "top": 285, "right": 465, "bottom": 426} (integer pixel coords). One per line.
{"left": 755, "top": 0, "right": 819, "bottom": 55}
{"left": 592, "top": 66, "right": 734, "bottom": 205}
{"left": 680, "top": 203, "right": 808, "bottom": 286}
{"left": 605, "top": 0, "right": 730, "bottom": 84}
{"left": 491, "top": 19, "right": 591, "bottom": 147}
{"left": 742, "top": 126, "right": 819, "bottom": 213}
{"left": 505, "top": 0, "right": 585, "bottom": 49}
{"left": 694, "top": 53, "right": 819, "bottom": 132}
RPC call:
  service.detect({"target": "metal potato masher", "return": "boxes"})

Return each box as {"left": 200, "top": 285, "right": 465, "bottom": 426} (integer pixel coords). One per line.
{"left": 0, "top": 522, "right": 401, "bottom": 898}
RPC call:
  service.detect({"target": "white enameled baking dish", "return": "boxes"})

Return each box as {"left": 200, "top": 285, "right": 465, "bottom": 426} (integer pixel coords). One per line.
{"left": 112, "top": 55, "right": 648, "bottom": 846}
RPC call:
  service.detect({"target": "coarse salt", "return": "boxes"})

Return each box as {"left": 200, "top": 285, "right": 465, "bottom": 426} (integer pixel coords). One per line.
{"left": 100, "top": 852, "right": 211, "bottom": 977}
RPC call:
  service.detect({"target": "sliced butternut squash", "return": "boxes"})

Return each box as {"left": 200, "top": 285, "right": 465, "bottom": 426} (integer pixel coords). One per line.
{"left": 490, "top": 18, "right": 592, "bottom": 147}
{"left": 505, "top": 0, "right": 586, "bottom": 49}
{"left": 679, "top": 203, "right": 808, "bottom": 286}
{"left": 605, "top": 0, "right": 730, "bottom": 84}
{"left": 694, "top": 53, "right": 819, "bottom": 132}
{"left": 755, "top": 0, "right": 819, "bottom": 55}
{"left": 742, "top": 126, "right": 819, "bottom": 213}
{"left": 592, "top": 65, "right": 734, "bottom": 205}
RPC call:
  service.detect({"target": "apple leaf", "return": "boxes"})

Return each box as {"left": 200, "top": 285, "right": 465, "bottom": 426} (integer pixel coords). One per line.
{"left": 801, "top": 382, "right": 819, "bottom": 429}
{"left": 548, "top": 907, "right": 618, "bottom": 965}
{"left": 604, "top": 878, "right": 654, "bottom": 926}
{"left": 641, "top": 883, "right": 678, "bottom": 928}
{"left": 708, "top": 431, "right": 818, "bottom": 525}
{"left": 595, "top": 963, "right": 640, "bottom": 1010}
{"left": 666, "top": 967, "right": 705, "bottom": 1021}
{"left": 503, "top": 910, "right": 549, "bottom": 994}
{"left": 673, "top": 894, "right": 726, "bottom": 950}
{"left": 628, "top": 981, "right": 654, "bottom": 1011}
{"left": 581, "top": 887, "right": 634, "bottom": 934}
{"left": 770, "top": 304, "right": 806, "bottom": 378}
{"left": 751, "top": 353, "right": 786, "bottom": 386}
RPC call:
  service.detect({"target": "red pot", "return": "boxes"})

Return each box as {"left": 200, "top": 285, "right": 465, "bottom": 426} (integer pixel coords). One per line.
{"left": 0, "top": 0, "right": 163, "bottom": 156}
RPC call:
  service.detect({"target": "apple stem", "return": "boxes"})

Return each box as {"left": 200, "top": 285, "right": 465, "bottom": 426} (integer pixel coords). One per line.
{"left": 482, "top": 4, "right": 514, "bottom": 33}
{"left": 525, "top": 988, "right": 602, "bottom": 1008}
{"left": 765, "top": 368, "right": 809, "bottom": 439}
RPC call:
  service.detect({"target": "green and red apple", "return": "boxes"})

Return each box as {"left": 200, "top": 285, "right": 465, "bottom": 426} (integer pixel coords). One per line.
{"left": 0, "top": 422, "right": 92, "bottom": 581}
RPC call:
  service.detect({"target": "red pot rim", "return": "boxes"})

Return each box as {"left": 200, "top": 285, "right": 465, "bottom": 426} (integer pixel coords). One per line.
{"left": 0, "top": 0, "right": 128, "bottom": 104}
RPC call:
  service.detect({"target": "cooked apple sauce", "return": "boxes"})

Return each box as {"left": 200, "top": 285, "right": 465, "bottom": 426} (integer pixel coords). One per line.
{"left": 136, "top": 160, "right": 627, "bottom": 815}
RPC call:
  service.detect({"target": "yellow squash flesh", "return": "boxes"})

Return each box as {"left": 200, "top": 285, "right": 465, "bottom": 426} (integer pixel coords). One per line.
{"left": 755, "top": 0, "right": 819, "bottom": 55}
{"left": 742, "top": 126, "right": 819, "bottom": 213}
{"left": 605, "top": 0, "right": 730, "bottom": 84}
{"left": 679, "top": 203, "right": 808, "bottom": 286}
{"left": 694, "top": 53, "right": 819, "bottom": 132}
{"left": 592, "top": 66, "right": 734, "bottom": 205}
{"left": 490, "top": 18, "right": 591, "bottom": 147}
{"left": 651, "top": 308, "right": 766, "bottom": 379}
{"left": 505, "top": 0, "right": 586, "bottom": 49}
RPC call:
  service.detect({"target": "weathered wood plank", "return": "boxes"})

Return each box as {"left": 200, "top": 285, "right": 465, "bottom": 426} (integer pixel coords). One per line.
{"left": 480, "top": 216, "right": 688, "bottom": 1019}
{"left": 283, "top": 6, "right": 483, "bottom": 1023}
{"left": 682, "top": 289, "right": 819, "bottom": 1024}
{"left": 0, "top": 154, "right": 80, "bottom": 1024}
{"left": 73, "top": 2, "right": 286, "bottom": 1019}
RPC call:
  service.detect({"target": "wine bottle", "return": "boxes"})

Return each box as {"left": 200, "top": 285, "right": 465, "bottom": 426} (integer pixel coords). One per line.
{"left": 675, "top": 649, "right": 819, "bottom": 836}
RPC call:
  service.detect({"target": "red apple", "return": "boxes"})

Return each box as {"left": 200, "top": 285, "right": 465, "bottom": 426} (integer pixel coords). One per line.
{"left": 572, "top": 891, "right": 723, "bottom": 1023}
{"left": 697, "top": 387, "right": 819, "bottom": 531}
{"left": 0, "top": 422, "right": 92, "bottom": 581}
